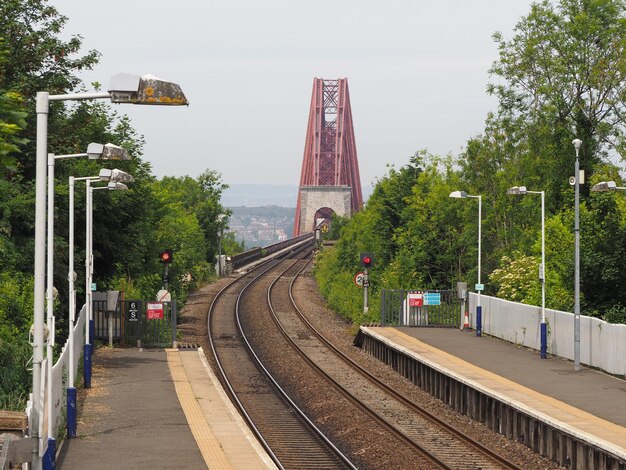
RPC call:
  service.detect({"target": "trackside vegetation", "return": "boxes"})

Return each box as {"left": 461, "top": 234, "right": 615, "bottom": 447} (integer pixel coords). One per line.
{"left": 315, "top": 0, "right": 626, "bottom": 327}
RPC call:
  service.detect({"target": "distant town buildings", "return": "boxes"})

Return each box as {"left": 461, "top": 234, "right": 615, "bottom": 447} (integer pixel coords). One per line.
{"left": 227, "top": 206, "right": 293, "bottom": 247}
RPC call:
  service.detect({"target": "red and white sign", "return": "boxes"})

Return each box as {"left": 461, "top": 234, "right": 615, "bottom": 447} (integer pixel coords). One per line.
{"left": 407, "top": 292, "right": 423, "bottom": 307}
{"left": 353, "top": 271, "right": 365, "bottom": 288}
{"left": 147, "top": 302, "right": 164, "bottom": 320}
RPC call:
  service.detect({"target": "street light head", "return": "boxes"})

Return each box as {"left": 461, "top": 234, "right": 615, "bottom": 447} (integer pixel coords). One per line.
{"left": 449, "top": 191, "right": 467, "bottom": 199}
{"left": 87, "top": 142, "right": 129, "bottom": 160}
{"left": 110, "top": 169, "right": 135, "bottom": 183}
{"left": 108, "top": 73, "right": 188, "bottom": 106}
{"left": 507, "top": 186, "right": 528, "bottom": 195}
{"left": 591, "top": 181, "right": 616, "bottom": 192}
{"left": 97, "top": 168, "right": 134, "bottom": 183}
{"left": 98, "top": 168, "right": 113, "bottom": 181}
{"left": 107, "top": 182, "right": 129, "bottom": 191}
{"left": 572, "top": 139, "right": 582, "bottom": 152}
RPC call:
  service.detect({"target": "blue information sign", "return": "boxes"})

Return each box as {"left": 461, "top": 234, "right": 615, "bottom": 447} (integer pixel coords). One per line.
{"left": 424, "top": 292, "right": 441, "bottom": 306}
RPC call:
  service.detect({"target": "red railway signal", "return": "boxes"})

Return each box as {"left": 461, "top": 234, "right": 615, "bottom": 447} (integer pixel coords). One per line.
{"left": 159, "top": 249, "right": 173, "bottom": 264}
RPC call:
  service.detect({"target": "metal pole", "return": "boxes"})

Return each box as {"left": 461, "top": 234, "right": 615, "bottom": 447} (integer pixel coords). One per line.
{"left": 67, "top": 177, "right": 77, "bottom": 437}
{"left": 218, "top": 225, "right": 223, "bottom": 276}
{"left": 45, "top": 154, "right": 55, "bottom": 454}
{"left": 476, "top": 195, "right": 482, "bottom": 337}
{"left": 573, "top": 139, "right": 582, "bottom": 371}
{"left": 83, "top": 180, "right": 92, "bottom": 388}
{"left": 89, "top": 184, "right": 95, "bottom": 348}
{"left": 540, "top": 191, "right": 546, "bottom": 358}
{"left": 32, "top": 91, "right": 49, "bottom": 470}
{"left": 171, "top": 301, "right": 177, "bottom": 348}
{"left": 363, "top": 268, "right": 369, "bottom": 315}
{"left": 68, "top": 178, "right": 75, "bottom": 385}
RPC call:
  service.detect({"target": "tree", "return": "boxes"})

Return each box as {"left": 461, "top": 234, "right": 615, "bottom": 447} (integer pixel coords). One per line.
{"left": 489, "top": 0, "right": 626, "bottom": 202}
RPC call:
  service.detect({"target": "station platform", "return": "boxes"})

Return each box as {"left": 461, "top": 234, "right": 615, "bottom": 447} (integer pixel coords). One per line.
{"left": 57, "top": 347, "right": 276, "bottom": 469}
{"left": 357, "top": 326, "right": 626, "bottom": 469}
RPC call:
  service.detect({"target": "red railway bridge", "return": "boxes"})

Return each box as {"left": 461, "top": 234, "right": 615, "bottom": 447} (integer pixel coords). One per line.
{"left": 294, "top": 78, "right": 363, "bottom": 235}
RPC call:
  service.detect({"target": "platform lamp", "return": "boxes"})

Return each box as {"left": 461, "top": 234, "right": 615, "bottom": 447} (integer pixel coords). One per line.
{"left": 507, "top": 186, "right": 547, "bottom": 358}
{"left": 84, "top": 171, "right": 135, "bottom": 368}
{"left": 449, "top": 191, "right": 483, "bottom": 336}
{"left": 33, "top": 74, "right": 187, "bottom": 470}
{"left": 217, "top": 214, "right": 227, "bottom": 276}
{"left": 572, "top": 138, "right": 582, "bottom": 372}
{"left": 43, "top": 145, "right": 128, "bottom": 457}
{"left": 66, "top": 168, "right": 132, "bottom": 440}
{"left": 591, "top": 180, "right": 626, "bottom": 192}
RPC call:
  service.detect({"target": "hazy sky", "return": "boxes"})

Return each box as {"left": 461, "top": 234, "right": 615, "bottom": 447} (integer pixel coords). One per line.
{"left": 52, "top": 0, "right": 534, "bottom": 189}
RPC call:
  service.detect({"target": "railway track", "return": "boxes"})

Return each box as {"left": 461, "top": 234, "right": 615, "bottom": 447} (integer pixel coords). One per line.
{"left": 263, "top": 256, "right": 522, "bottom": 470}
{"left": 208, "top": 243, "right": 356, "bottom": 469}
{"left": 208, "top": 243, "right": 523, "bottom": 469}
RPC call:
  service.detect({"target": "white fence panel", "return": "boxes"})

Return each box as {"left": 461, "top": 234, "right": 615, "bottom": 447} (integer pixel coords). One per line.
{"left": 31, "top": 305, "right": 87, "bottom": 446}
{"left": 469, "top": 293, "right": 626, "bottom": 376}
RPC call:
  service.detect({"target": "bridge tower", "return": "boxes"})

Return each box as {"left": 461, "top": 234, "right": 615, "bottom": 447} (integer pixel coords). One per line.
{"left": 293, "top": 78, "right": 363, "bottom": 235}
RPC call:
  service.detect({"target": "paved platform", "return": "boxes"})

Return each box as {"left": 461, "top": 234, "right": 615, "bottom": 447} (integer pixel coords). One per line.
{"left": 57, "top": 347, "right": 275, "bottom": 469}
{"left": 361, "top": 326, "right": 626, "bottom": 462}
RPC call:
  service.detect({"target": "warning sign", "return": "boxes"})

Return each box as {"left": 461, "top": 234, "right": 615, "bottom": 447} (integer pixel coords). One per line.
{"left": 146, "top": 302, "right": 164, "bottom": 320}
{"left": 407, "top": 292, "right": 423, "bottom": 307}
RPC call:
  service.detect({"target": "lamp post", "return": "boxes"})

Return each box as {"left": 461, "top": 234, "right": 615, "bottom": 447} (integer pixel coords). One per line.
{"left": 507, "top": 186, "right": 547, "bottom": 358}
{"left": 449, "top": 191, "right": 482, "bottom": 336}
{"left": 84, "top": 172, "right": 134, "bottom": 387}
{"left": 32, "top": 74, "right": 187, "bottom": 470}
{"left": 217, "top": 214, "right": 227, "bottom": 276}
{"left": 45, "top": 146, "right": 128, "bottom": 448}
{"left": 572, "top": 138, "right": 582, "bottom": 371}
{"left": 66, "top": 169, "right": 132, "bottom": 440}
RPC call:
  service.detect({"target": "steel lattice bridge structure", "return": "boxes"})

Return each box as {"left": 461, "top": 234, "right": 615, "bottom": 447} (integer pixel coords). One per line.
{"left": 294, "top": 78, "right": 363, "bottom": 236}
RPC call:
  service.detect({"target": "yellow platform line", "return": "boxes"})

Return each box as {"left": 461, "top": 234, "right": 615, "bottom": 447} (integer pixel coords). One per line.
{"left": 166, "top": 349, "right": 234, "bottom": 470}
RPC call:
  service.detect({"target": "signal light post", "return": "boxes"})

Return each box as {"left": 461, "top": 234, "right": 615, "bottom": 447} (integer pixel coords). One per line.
{"left": 160, "top": 250, "right": 173, "bottom": 290}
{"left": 360, "top": 253, "right": 373, "bottom": 315}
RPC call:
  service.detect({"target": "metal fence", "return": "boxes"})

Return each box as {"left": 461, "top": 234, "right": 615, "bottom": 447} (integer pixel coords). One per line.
{"left": 381, "top": 289, "right": 460, "bottom": 327}
{"left": 92, "top": 298, "right": 177, "bottom": 348}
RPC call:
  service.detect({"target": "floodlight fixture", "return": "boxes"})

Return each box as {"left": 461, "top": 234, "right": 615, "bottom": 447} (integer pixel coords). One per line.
{"left": 507, "top": 186, "right": 528, "bottom": 195}
{"left": 97, "top": 168, "right": 134, "bottom": 183}
{"left": 107, "top": 181, "right": 129, "bottom": 191}
{"left": 87, "top": 142, "right": 129, "bottom": 160}
{"left": 108, "top": 73, "right": 189, "bottom": 105}
{"left": 591, "top": 181, "right": 626, "bottom": 192}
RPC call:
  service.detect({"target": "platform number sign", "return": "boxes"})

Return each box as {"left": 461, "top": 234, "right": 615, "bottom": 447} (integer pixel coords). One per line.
{"left": 128, "top": 301, "right": 141, "bottom": 322}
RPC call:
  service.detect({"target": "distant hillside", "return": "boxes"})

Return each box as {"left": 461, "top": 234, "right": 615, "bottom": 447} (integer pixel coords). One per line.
{"left": 222, "top": 183, "right": 372, "bottom": 207}
{"left": 222, "top": 184, "right": 298, "bottom": 208}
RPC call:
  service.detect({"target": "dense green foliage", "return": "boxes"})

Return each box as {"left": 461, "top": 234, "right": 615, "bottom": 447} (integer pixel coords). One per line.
{"left": 316, "top": 0, "right": 626, "bottom": 327}
{"left": 0, "top": 0, "right": 240, "bottom": 409}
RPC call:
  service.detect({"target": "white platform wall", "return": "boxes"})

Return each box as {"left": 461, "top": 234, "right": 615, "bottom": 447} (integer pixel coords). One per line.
{"left": 469, "top": 293, "right": 626, "bottom": 376}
